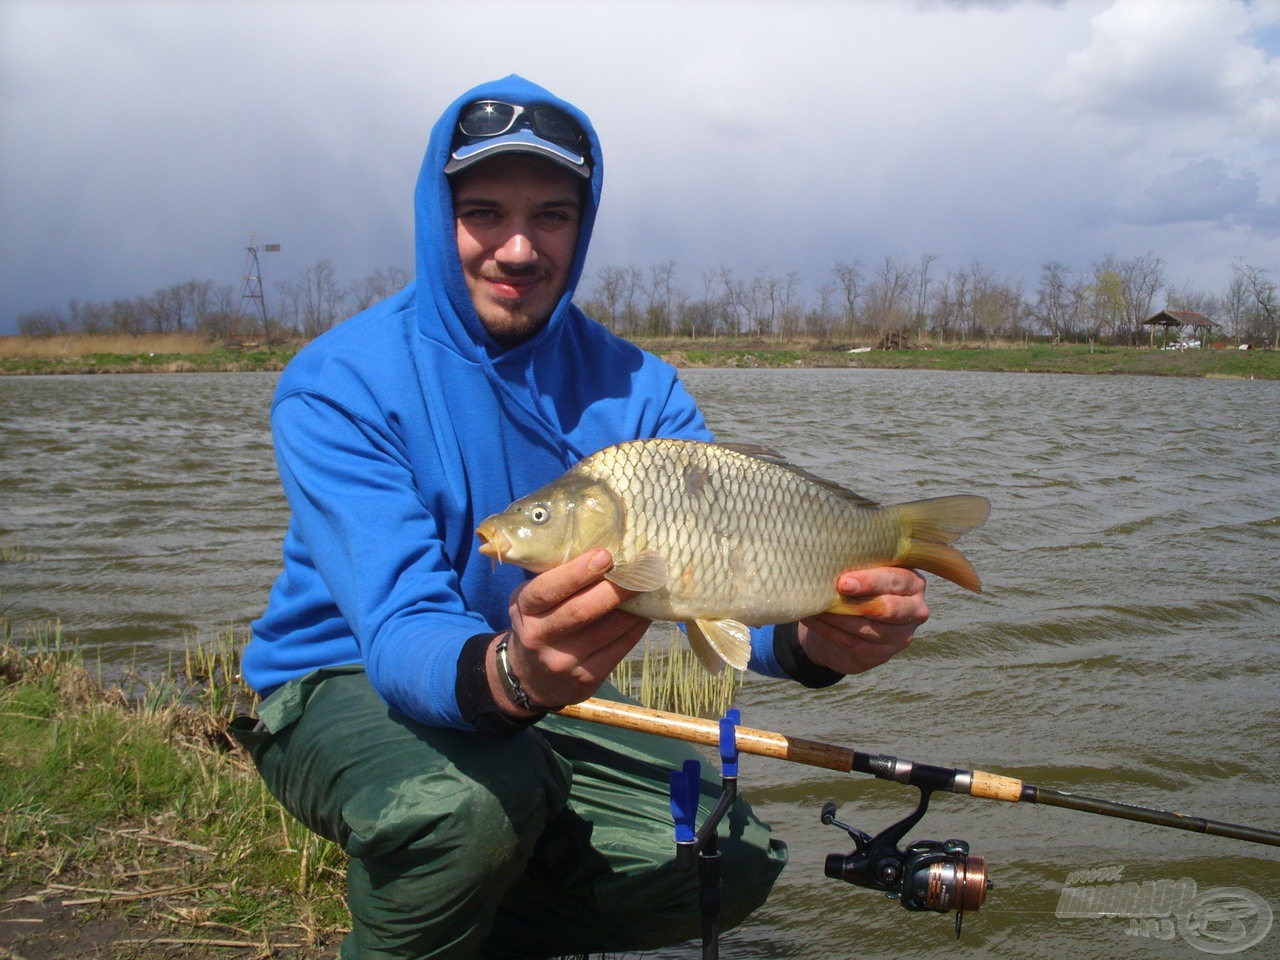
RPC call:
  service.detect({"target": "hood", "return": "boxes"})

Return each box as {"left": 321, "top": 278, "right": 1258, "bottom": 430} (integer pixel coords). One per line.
{"left": 413, "top": 75, "right": 603, "bottom": 360}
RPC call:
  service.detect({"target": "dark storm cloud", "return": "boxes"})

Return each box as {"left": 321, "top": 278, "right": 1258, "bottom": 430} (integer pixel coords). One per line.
{"left": 2, "top": 0, "right": 1278, "bottom": 334}
{"left": 1120, "top": 158, "right": 1280, "bottom": 230}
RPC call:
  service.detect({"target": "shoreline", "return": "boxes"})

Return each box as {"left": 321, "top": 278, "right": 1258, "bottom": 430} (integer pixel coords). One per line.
{"left": 1, "top": 336, "right": 1276, "bottom": 379}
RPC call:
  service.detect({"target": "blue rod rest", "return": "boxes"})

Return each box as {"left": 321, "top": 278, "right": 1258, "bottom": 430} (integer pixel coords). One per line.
{"left": 719, "top": 707, "right": 741, "bottom": 779}
{"left": 669, "top": 758, "right": 700, "bottom": 844}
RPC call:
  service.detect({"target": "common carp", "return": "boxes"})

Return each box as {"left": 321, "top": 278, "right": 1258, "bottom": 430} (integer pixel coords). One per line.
{"left": 476, "top": 439, "right": 989, "bottom": 673}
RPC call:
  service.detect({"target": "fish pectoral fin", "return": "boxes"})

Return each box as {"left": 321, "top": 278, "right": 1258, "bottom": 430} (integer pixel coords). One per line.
{"left": 604, "top": 554, "right": 669, "bottom": 593}
{"left": 690, "top": 618, "right": 752, "bottom": 672}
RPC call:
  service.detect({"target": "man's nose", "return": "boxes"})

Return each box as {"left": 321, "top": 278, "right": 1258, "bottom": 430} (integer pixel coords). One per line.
{"left": 494, "top": 229, "right": 536, "bottom": 267}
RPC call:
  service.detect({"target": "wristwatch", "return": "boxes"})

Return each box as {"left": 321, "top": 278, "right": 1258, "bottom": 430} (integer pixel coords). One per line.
{"left": 495, "top": 634, "right": 552, "bottom": 714}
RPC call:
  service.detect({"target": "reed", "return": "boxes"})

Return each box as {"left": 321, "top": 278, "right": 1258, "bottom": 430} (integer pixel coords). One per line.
{"left": 0, "top": 332, "right": 221, "bottom": 359}
{"left": 612, "top": 623, "right": 741, "bottom": 718}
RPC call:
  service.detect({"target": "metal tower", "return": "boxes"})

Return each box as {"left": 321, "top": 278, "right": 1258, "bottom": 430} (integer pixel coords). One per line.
{"left": 232, "top": 231, "right": 280, "bottom": 346}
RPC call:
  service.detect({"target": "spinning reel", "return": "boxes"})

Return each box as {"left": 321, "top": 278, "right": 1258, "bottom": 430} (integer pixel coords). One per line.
{"left": 822, "top": 787, "right": 991, "bottom": 936}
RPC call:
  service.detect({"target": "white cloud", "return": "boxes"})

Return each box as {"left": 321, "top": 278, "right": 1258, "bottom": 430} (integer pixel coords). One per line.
{"left": 1050, "top": 0, "right": 1280, "bottom": 134}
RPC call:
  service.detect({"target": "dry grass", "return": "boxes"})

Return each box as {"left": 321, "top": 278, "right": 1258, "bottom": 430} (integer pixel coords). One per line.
{"left": 0, "top": 333, "right": 221, "bottom": 360}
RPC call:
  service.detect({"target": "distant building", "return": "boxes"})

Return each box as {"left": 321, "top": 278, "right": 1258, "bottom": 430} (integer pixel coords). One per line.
{"left": 1141, "top": 309, "right": 1221, "bottom": 348}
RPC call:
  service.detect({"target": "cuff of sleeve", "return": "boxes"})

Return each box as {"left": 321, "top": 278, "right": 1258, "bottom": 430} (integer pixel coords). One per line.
{"left": 455, "top": 632, "right": 543, "bottom": 737}
{"left": 773, "top": 622, "right": 844, "bottom": 689}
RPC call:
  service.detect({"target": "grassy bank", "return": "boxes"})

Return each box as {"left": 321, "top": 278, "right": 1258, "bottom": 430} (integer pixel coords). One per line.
{"left": 0, "top": 334, "right": 298, "bottom": 376}
{"left": 0, "top": 608, "right": 732, "bottom": 959}
{"left": 643, "top": 338, "right": 1280, "bottom": 379}
{"left": 1, "top": 333, "right": 1276, "bottom": 378}
{"left": 0, "top": 623, "right": 347, "bottom": 959}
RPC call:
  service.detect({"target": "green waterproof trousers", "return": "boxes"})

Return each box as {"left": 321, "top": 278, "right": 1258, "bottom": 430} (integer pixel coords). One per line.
{"left": 231, "top": 668, "right": 787, "bottom": 959}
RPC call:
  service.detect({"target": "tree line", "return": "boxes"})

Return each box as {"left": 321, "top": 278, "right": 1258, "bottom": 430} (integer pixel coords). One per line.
{"left": 16, "top": 253, "right": 1278, "bottom": 347}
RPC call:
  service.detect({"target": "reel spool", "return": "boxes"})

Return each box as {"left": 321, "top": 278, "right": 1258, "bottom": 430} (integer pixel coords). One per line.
{"left": 822, "top": 788, "right": 991, "bottom": 937}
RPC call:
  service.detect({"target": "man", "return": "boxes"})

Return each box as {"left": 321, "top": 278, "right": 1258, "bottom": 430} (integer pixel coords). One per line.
{"left": 235, "top": 75, "right": 929, "bottom": 959}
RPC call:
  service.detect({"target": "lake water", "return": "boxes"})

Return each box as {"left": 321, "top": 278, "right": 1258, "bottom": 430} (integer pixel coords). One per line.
{"left": 1, "top": 368, "right": 1278, "bottom": 958}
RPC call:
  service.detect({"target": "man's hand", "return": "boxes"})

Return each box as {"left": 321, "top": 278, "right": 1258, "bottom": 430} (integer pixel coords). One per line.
{"left": 489, "top": 548, "right": 650, "bottom": 715}
{"left": 798, "top": 567, "right": 929, "bottom": 675}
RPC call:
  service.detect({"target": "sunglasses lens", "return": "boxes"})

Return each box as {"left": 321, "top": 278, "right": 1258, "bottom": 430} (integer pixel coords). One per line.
{"left": 459, "top": 101, "right": 518, "bottom": 137}
{"left": 531, "top": 107, "right": 584, "bottom": 148}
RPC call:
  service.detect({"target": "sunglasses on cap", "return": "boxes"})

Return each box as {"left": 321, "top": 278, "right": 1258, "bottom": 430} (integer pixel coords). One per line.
{"left": 457, "top": 100, "right": 586, "bottom": 151}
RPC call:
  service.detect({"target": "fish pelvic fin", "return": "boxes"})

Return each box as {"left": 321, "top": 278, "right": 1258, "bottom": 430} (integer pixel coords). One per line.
{"left": 687, "top": 618, "right": 752, "bottom": 673}
{"left": 685, "top": 620, "right": 726, "bottom": 675}
{"left": 891, "top": 495, "right": 991, "bottom": 593}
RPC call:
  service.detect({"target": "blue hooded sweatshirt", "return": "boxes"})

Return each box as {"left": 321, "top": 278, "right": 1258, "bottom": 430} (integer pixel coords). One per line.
{"left": 243, "top": 76, "right": 790, "bottom": 729}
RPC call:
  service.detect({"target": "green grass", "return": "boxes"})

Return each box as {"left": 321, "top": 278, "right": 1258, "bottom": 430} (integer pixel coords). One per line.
{"left": 0, "top": 347, "right": 298, "bottom": 375}
{"left": 0, "top": 610, "right": 738, "bottom": 957}
{"left": 648, "top": 341, "right": 1280, "bottom": 378}
{"left": 0, "top": 623, "right": 348, "bottom": 956}
{"left": 3, "top": 338, "right": 1276, "bottom": 378}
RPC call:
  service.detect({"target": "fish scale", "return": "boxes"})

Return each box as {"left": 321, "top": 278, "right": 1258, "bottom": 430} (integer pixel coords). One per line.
{"left": 476, "top": 438, "right": 990, "bottom": 672}
{"left": 589, "top": 441, "right": 902, "bottom": 625}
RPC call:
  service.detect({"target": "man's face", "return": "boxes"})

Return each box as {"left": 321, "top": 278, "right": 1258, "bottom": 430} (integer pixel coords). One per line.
{"left": 452, "top": 154, "right": 582, "bottom": 347}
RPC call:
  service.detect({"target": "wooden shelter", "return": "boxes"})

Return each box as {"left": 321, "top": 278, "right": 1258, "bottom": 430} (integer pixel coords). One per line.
{"left": 1142, "top": 309, "right": 1221, "bottom": 347}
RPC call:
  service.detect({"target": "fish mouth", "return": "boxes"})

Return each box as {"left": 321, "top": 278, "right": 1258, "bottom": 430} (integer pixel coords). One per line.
{"left": 475, "top": 521, "right": 510, "bottom": 563}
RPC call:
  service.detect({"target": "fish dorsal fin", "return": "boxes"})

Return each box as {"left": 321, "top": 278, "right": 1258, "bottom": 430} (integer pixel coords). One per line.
{"left": 718, "top": 443, "right": 879, "bottom": 507}
{"left": 717, "top": 442, "right": 790, "bottom": 463}
{"left": 689, "top": 618, "right": 752, "bottom": 672}
{"left": 604, "top": 554, "right": 669, "bottom": 593}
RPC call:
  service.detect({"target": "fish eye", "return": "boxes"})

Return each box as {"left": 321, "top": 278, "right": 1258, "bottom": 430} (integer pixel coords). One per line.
{"left": 529, "top": 504, "right": 551, "bottom": 524}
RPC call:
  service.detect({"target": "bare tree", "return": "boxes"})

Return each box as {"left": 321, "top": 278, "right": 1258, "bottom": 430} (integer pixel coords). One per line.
{"left": 832, "top": 260, "right": 864, "bottom": 336}
{"left": 778, "top": 270, "right": 805, "bottom": 338}
{"left": 1032, "top": 261, "right": 1088, "bottom": 341}
{"left": 191, "top": 281, "right": 240, "bottom": 340}
{"left": 718, "top": 266, "right": 751, "bottom": 336}
{"left": 350, "top": 266, "right": 411, "bottom": 311}
{"left": 1115, "top": 252, "right": 1166, "bottom": 342}
{"left": 642, "top": 260, "right": 677, "bottom": 337}
{"left": 912, "top": 252, "right": 939, "bottom": 332}
{"left": 17, "top": 307, "right": 70, "bottom": 336}
{"left": 806, "top": 282, "right": 837, "bottom": 338}
{"left": 863, "top": 255, "right": 914, "bottom": 334}
{"left": 277, "top": 258, "right": 347, "bottom": 339}
{"left": 582, "top": 266, "right": 625, "bottom": 332}
{"left": 1233, "top": 259, "right": 1278, "bottom": 346}
{"left": 688, "top": 268, "right": 722, "bottom": 338}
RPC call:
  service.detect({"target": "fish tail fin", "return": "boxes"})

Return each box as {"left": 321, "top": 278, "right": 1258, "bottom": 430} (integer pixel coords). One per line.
{"left": 890, "top": 495, "right": 991, "bottom": 593}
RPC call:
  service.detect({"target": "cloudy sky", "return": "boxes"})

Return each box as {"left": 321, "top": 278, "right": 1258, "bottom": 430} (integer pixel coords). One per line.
{"left": 2, "top": 0, "right": 1278, "bottom": 334}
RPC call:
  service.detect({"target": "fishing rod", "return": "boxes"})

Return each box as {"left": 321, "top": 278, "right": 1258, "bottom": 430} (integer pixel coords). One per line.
{"left": 557, "top": 697, "right": 1280, "bottom": 935}
{"left": 558, "top": 697, "right": 1280, "bottom": 848}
